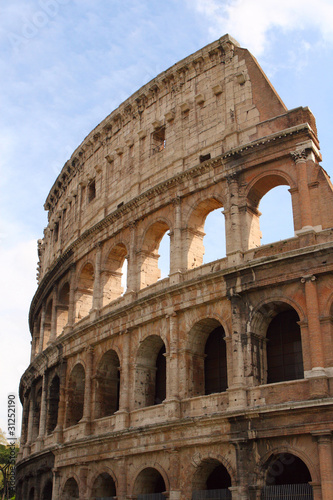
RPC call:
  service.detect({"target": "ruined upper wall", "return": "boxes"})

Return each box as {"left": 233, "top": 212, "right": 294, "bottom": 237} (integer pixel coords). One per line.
{"left": 37, "top": 34, "right": 319, "bottom": 281}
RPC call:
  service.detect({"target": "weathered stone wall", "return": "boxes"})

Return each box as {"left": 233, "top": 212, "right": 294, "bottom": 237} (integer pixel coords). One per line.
{"left": 18, "top": 35, "right": 333, "bottom": 500}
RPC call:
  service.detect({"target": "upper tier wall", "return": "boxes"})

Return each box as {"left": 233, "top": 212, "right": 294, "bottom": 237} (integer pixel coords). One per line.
{"left": 38, "top": 34, "right": 292, "bottom": 280}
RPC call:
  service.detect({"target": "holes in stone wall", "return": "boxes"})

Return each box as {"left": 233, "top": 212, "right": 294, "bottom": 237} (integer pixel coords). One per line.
{"left": 87, "top": 179, "right": 96, "bottom": 203}
{"left": 152, "top": 127, "right": 166, "bottom": 154}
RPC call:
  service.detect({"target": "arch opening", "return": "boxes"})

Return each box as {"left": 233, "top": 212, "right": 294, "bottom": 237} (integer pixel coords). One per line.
{"left": 91, "top": 472, "right": 116, "bottom": 498}
{"left": 192, "top": 459, "right": 232, "bottom": 499}
{"left": 47, "top": 375, "right": 60, "bottom": 434}
{"left": 66, "top": 364, "right": 85, "bottom": 427}
{"left": 204, "top": 326, "right": 228, "bottom": 395}
{"left": 202, "top": 208, "right": 226, "bottom": 264}
{"left": 266, "top": 309, "right": 304, "bottom": 384}
{"left": 262, "top": 453, "right": 313, "bottom": 499}
{"left": 95, "top": 350, "right": 120, "bottom": 419}
{"left": 187, "top": 318, "right": 226, "bottom": 397}
{"left": 102, "top": 243, "right": 128, "bottom": 306}
{"left": 134, "top": 467, "right": 166, "bottom": 498}
{"left": 62, "top": 477, "right": 79, "bottom": 499}
{"left": 57, "top": 282, "right": 70, "bottom": 335}
{"left": 42, "top": 480, "right": 53, "bottom": 500}
{"left": 187, "top": 198, "right": 224, "bottom": 270}
{"left": 135, "top": 336, "right": 166, "bottom": 408}
{"left": 75, "top": 263, "right": 94, "bottom": 322}
{"left": 247, "top": 176, "right": 293, "bottom": 250}
{"left": 32, "top": 385, "right": 42, "bottom": 440}
{"left": 140, "top": 221, "right": 170, "bottom": 288}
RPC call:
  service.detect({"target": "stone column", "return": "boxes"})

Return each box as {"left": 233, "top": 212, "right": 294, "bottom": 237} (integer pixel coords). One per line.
{"left": 38, "top": 302, "right": 46, "bottom": 353}
{"left": 226, "top": 173, "right": 243, "bottom": 264}
{"left": 116, "top": 331, "right": 130, "bottom": 429}
{"left": 92, "top": 243, "right": 102, "bottom": 315}
{"left": 25, "top": 394, "right": 34, "bottom": 450}
{"left": 31, "top": 320, "right": 39, "bottom": 362}
{"left": 227, "top": 295, "right": 247, "bottom": 410}
{"left": 67, "top": 264, "right": 76, "bottom": 328}
{"left": 20, "top": 392, "right": 30, "bottom": 446}
{"left": 126, "top": 221, "right": 139, "bottom": 294}
{"left": 313, "top": 432, "right": 333, "bottom": 500}
{"left": 82, "top": 346, "right": 94, "bottom": 435}
{"left": 49, "top": 285, "right": 58, "bottom": 343}
{"left": 51, "top": 468, "right": 60, "bottom": 500}
{"left": 291, "top": 148, "right": 313, "bottom": 230}
{"left": 301, "top": 275, "right": 327, "bottom": 397}
{"left": 170, "top": 196, "right": 183, "bottom": 282}
{"left": 79, "top": 466, "right": 89, "bottom": 500}
{"left": 54, "top": 361, "right": 67, "bottom": 443}
{"left": 37, "top": 372, "right": 48, "bottom": 445}
{"left": 164, "top": 313, "right": 181, "bottom": 420}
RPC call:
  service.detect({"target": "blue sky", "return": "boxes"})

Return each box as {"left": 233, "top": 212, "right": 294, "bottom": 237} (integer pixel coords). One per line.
{"left": 1, "top": 0, "right": 333, "bottom": 434}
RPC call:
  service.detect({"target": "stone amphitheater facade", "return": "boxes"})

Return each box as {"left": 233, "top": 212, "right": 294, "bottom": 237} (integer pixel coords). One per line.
{"left": 17, "top": 35, "right": 333, "bottom": 500}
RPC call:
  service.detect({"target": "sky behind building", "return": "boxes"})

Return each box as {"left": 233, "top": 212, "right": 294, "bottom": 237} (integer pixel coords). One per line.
{"left": 1, "top": 0, "right": 333, "bottom": 433}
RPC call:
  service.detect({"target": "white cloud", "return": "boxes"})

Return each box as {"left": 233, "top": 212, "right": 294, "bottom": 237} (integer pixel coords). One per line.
{"left": 192, "top": 0, "right": 333, "bottom": 54}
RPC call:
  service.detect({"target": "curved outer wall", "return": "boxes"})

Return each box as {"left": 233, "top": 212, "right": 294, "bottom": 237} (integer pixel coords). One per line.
{"left": 17, "top": 35, "right": 333, "bottom": 499}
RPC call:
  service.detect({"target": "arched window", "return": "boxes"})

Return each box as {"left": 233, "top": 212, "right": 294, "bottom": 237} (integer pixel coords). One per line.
{"left": 66, "top": 364, "right": 85, "bottom": 427}
{"left": 134, "top": 467, "right": 166, "bottom": 498}
{"left": 266, "top": 309, "right": 304, "bottom": 383}
{"left": 187, "top": 198, "right": 224, "bottom": 269}
{"left": 91, "top": 472, "right": 116, "bottom": 498}
{"left": 140, "top": 221, "right": 170, "bottom": 288}
{"left": 95, "top": 350, "right": 120, "bottom": 419}
{"left": 62, "top": 477, "right": 79, "bottom": 499}
{"left": 204, "top": 326, "right": 228, "bottom": 395}
{"left": 57, "top": 282, "right": 70, "bottom": 335}
{"left": 259, "top": 186, "right": 294, "bottom": 245}
{"left": 102, "top": 244, "right": 128, "bottom": 306}
{"left": 47, "top": 375, "right": 60, "bottom": 434}
{"left": 75, "top": 263, "right": 94, "bottom": 321}
{"left": 187, "top": 319, "right": 227, "bottom": 397}
{"left": 262, "top": 453, "right": 313, "bottom": 498}
{"left": 43, "top": 300, "right": 52, "bottom": 349}
{"left": 41, "top": 480, "right": 53, "bottom": 500}
{"left": 192, "top": 459, "right": 232, "bottom": 499}
{"left": 247, "top": 175, "right": 293, "bottom": 250}
{"left": 135, "top": 336, "right": 166, "bottom": 408}
{"left": 203, "top": 208, "right": 226, "bottom": 263}
{"left": 28, "top": 487, "right": 35, "bottom": 500}
{"left": 32, "top": 386, "right": 42, "bottom": 440}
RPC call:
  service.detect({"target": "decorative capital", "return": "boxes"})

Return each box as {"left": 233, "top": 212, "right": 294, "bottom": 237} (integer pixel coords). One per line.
{"left": 291, "top": 149, "right": 308, "bottom": 164}
{"left": 301, "top": 275, "right": 316, "bottom": 284}
{"left": 172, "top": 196, "right": 181, "bottom": 206}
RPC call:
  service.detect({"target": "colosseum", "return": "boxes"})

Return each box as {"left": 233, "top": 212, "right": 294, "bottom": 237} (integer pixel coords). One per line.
{"left": 17, "top": 34, "right": 333, "bottom": 499}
